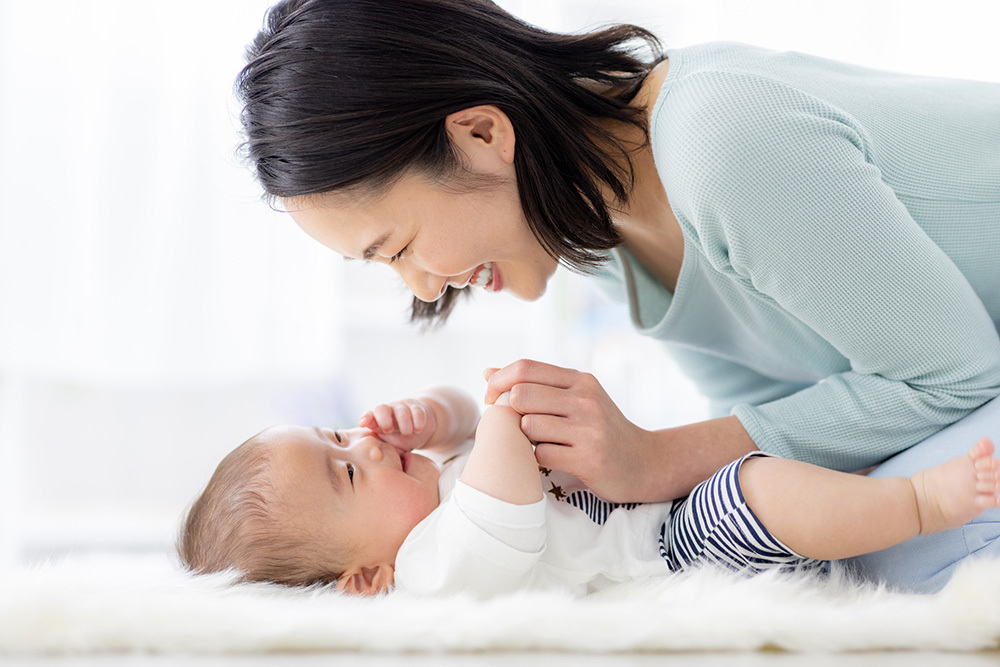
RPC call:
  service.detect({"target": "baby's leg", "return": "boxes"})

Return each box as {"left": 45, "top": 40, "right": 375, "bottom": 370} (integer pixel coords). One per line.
{"left": 739, "top": 439, "right": 1000, "bottom": 561}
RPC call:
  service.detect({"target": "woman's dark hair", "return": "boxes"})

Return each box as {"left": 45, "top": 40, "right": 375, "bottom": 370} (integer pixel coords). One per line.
{"left": 237, "top": 0, "right": 664, "bottom": 326}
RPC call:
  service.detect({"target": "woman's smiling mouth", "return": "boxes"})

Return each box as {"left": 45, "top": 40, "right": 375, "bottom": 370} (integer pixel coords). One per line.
{"left": 469, "top": 262, "right": 493, "bottom": 288}
{"left": 470, "top": 262, "right": 502, "bottom": 292}
{"left": 443, "top": 263, "right": 498, "bottom": 298}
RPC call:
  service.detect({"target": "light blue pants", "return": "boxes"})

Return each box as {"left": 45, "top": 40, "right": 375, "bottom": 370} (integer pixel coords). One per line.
{"left": 835, "top": 395, "right": 1000, "bottom": 592}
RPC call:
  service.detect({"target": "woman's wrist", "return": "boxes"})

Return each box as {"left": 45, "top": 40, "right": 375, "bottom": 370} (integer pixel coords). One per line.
{"left": 630, "top": 427, "right": 693, "bottom": 502}
{"left": 637, "top": 417, "right": 758, "bottom": 502}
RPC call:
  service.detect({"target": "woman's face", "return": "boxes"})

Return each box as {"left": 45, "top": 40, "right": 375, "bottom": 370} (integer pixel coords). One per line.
{"left": 286, "top": 172, "right": 559, "bottom": 303}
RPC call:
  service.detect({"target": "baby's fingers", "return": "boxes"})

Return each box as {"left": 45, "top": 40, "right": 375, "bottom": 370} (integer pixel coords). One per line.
{"left": 369, "top": 403, "right": 398, "bottom": 433}
{"left": 410, "top": 403, "right": 428, "bottom": 432}
{"left": 393, "top": 402, "right": 415, "bottom": 435}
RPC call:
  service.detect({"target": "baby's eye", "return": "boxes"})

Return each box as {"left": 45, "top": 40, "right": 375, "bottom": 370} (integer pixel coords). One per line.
{"left": 346, "top": 463, "right": 355, "bottom": 485}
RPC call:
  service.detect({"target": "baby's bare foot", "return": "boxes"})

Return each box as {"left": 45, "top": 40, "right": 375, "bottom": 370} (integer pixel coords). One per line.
{"left": 911, "top": 438, "right": 1000, "bottom": 535}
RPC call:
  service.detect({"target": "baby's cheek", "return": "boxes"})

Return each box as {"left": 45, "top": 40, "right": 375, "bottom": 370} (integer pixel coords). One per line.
{"left": 396, "top": 478, "right": 438, "bottom": 521}
{"left": 419, "top": 488, "right": 442, "bottom": 520}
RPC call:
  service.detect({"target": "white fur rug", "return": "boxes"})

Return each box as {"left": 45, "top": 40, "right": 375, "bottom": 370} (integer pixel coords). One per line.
{"left": 2, "top": 552, "right": 1000, "bottom": 654}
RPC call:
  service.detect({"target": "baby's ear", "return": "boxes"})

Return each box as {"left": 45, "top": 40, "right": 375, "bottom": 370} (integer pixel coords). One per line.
{"left": 335, "top": 564, "right": 394, "bottom": 596}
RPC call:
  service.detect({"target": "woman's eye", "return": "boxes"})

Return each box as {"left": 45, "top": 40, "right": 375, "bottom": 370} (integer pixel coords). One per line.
{"left": 334, "top": 431, "right": 343, "bottom": 444}
{"left": 346, "top": 463, "right": 355, "bottom": 484}
{"left": 388, "top": 245, "right": 408, "bottom": 264}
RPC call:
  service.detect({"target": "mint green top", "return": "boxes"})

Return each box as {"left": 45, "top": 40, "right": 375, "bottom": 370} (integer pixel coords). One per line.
{"left": 593, "top": 42, "right": 1000, "bottom": 471}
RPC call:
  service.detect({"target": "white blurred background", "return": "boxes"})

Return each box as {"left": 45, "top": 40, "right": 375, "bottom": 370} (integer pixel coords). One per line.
{"left": 0, "top": 0, "right": 996, "bottom": 565}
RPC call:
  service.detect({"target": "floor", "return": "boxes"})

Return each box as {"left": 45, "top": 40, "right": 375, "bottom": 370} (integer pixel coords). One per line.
{"left": 4, "top": 652, "right": 1000, "bottom": 667}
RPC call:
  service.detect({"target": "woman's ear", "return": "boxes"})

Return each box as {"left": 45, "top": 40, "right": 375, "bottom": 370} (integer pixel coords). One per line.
{"left": 445, "top": 105, "right": 516, "bottom": 167}
{"left": 335, "top": 564, "right": 395, "bottom": 596}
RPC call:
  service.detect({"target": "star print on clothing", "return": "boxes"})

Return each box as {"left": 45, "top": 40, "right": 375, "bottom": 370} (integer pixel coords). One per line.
{"left": 540, "top": 463, "right": 643, "bottom": 524}
{"left": 547, "top": 482, "right": 566, "bottom": 501}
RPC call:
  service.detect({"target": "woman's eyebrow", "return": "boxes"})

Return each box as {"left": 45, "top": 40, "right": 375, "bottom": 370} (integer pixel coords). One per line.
{"left": 361, "top": 233, "right": 390, "bottom": 261}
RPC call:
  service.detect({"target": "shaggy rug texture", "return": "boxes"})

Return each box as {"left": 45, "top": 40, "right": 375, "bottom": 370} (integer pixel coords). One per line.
{"left": 2, "top": 552, "right": 1000, "bottom": 654}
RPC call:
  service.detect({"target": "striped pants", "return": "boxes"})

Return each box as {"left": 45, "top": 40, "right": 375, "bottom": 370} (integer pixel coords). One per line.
{"left": 659, "top": 452, "right": 828, "bottom": 575}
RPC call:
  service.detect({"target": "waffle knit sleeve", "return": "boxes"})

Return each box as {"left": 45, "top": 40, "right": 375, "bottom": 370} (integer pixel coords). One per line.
{"left": 657, "top": 71, "right": 1000, "bottom": 470}
{"left": 666, "top": 344, "right": 812, "bottom": 419}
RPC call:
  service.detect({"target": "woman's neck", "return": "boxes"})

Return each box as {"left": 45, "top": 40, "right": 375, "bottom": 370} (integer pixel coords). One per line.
{"left": 611, "top": 59, "right": 685, "bottom": 293}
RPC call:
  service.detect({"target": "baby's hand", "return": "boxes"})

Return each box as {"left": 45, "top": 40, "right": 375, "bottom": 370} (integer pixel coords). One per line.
{"left": 494, "top": 391, "right": 513, "bottom": 408}
{"left": 359, "top": 398, "right": 438, "bottom": 451}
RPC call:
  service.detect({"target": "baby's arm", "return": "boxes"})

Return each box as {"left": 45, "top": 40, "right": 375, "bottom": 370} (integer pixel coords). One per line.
{"left": 460, "top": 400, "right": 544, "bottom": 506}
{"left": 391, "top": 396, "right": 545, "bottom": 598}
{"left": 740, "top": 439, "right": 1000, "bottom": 560}
{"left": 360, "top": 386, "right": 480, "bottom": 453}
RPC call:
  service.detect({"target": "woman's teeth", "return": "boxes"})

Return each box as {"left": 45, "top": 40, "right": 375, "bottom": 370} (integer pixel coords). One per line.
{"left": 470, "top": 262, "right": 493, "bottom": 288}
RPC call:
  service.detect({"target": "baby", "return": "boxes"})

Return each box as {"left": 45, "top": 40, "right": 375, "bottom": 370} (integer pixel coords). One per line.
{"left": 179, "top": 385, "right": 1000, "bottom": 597}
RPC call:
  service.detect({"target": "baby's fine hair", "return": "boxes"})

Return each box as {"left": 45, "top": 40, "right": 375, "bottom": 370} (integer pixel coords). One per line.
{"left": 178, "top": 435, "right": 345, "bottom": 587}
{"left": 237, "top": 0, "right": 664, "bottom": 326}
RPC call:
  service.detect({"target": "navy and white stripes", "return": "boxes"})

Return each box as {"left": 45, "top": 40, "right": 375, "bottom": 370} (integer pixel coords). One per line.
{"left": 566, "top": 491, "right": 639, "bottom": 526}
{"left": 557, "top": 452, "right": 827, "bottom": 576}
{"left": 661, "top": 452, "right": 827, "bottom": 575}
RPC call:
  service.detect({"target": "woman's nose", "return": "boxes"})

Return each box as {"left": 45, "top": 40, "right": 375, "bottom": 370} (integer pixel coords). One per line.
{"left": 394, "top": 263, "right": 445, "bottom": 303}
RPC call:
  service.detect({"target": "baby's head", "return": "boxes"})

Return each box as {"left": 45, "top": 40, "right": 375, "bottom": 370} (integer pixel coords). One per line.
{"left": 178, "top": 425, "right": 441, "bottom": 594}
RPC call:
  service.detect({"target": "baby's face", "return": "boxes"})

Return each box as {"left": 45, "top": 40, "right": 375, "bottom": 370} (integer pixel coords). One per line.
{"left": 259, "top": 425, "right": 441, "bottom": 569}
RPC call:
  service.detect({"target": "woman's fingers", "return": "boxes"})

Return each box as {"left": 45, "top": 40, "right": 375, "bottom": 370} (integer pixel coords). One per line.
{"left": 506, "top": 382, "right": 580, "bottom": 417}
{"left": 484, "top": 359, "right": 579, "bottom": 404}
{"left": 533, "top": 442, "right": 579, "bottom": 477}
{"left": 480, "top": 359, "right": 653, "bottom": 501}
{"left": 517, "top": 412, "right": 580, "bottom": 447}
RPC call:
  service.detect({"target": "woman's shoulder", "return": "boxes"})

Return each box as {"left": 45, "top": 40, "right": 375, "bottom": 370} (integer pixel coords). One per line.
{"left": 654, "top": 43, "right": 826, "bottom": 127}
{"left": 646, "top": 45, "right": 874, "bottom": 243}
{"left": 649, "top": 45, "right": 857, "bottom": 184}
{"left": 658, "top": 41, "right": 793, "bottom": 88}
{"left": 651, "top": 42, "right": 866, "bottom": 134}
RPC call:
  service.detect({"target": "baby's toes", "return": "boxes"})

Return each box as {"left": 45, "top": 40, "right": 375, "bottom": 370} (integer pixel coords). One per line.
{"left": 976, "top": 476, "right": 1000, "bottom": 493}
{"left": 973, "top": 455, "right": 999, "bottom": 475}
{"left": 971, "top": 438, "right": 995, "bottom": 459}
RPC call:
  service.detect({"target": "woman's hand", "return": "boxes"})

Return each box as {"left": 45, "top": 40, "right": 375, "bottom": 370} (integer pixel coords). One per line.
{"left": 484, "top": 359, "right": 660, "bottom": 502}
{"left": 359, "top": 398, "right": 438, "bottom": 451}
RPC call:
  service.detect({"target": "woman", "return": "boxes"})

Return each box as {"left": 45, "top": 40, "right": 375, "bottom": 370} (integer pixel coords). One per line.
{"left": 236, "top": 0, "right": 1000, "bottom": 591}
